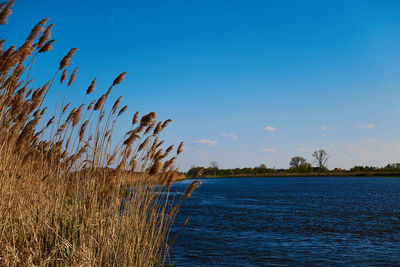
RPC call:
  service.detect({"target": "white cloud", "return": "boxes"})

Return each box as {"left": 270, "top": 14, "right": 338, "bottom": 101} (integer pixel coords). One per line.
{"left": 262, "top": 148, "right": 276, "bottom": 153}
{"left": 321, "top": 126, "right": 334, "bottom": 133}
{"left": 356, "top": 124, "right": 375, "bottom": 129}
{"left": 298, "top": 147, "right": 307, "bottom": 152}
{"left": 193, "top": 139, "right": 217, "bottom": 146}
{"left": 364, "top": 138, "right": 381, "bottom": 144}
{"left": 221, "top": 132, "right": 238, "bottom": 140}
{"left": 297, "top": 146, "right": 318, "bottom": 153}
{"left": 264, "top": 126, "right": 276, "bottom": 132}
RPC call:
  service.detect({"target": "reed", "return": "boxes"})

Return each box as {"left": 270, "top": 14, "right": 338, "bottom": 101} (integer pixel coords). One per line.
{"left": 0, "top": 1, "right": 198, "bottom": 266}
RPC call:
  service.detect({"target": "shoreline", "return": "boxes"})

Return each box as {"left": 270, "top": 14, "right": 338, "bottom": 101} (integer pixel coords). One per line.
{"left": 191, "top": 171, "right": 400, "bottom": 179}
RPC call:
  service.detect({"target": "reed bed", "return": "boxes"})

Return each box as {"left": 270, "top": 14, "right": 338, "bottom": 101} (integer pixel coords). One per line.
{"left": 0, "top": 1, "right": 200, "bottom": 265}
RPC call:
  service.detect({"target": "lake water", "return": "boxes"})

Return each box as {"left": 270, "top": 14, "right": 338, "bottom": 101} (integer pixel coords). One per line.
{"left": 168, "top": 177, "right": 400, "bottom": 266}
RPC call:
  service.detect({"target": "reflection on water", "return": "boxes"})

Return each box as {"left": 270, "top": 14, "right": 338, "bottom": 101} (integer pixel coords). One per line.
{"left": 169, "top": 177, "right": 400, "bottom": 266}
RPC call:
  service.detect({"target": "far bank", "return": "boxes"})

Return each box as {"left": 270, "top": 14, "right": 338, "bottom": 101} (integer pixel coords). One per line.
{"left": 190, "top": 171, "right": 400, "bottom": 179}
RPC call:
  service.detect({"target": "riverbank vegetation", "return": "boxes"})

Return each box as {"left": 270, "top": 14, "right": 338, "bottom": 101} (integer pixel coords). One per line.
{"left": 0, "top": 1, "right": 199, "bottom": 265}
{"left": 187, "top": 150, "right": 400, "bottom": 178}
{"left": 187, "top": 164, "right": 400, "bottom": 178}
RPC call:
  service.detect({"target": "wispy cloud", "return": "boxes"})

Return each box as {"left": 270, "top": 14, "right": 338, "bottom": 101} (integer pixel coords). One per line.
{"left": 356, "top": 124, "right": 375, "bottom": 130}
{"left": 297, "top": 146, "right": 317, "bottom": 153}
{"left": 194, "top": 139, "right": 217, "bottom": 146}
{"left": 321, "top": 126, "right": 334, "bottom": 135}
{"left": 364, "top": 138, "right": 381, "bottom": 144}
{"left": 298, "top": 147, "right": 307, "bottom": 152}
{"left": 262, "top": 148, "right": 276, "bottom": 153}
{"left": 221, "top": 132, "right": 238, "bottom": 140}
{"left": 320, "top": 125, "right": 334, "bottom": 132}
{"left": 264, "top": 126, "right": 276, "bottom": 132}
{"left": 265, "top": 134, "right": 284, "bottom": 141}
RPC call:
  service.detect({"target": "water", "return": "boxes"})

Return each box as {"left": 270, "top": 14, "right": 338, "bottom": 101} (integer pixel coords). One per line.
{"left": 168, "top": 177, "right": 400, "bottom": 266}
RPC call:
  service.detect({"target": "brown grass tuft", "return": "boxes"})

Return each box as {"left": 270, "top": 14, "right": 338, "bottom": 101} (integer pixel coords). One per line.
{"left": 0, "top": 5, "right": 199, "bottom": 266}
{"left": 0, "top": 0, "right": 15, "bottom": 25}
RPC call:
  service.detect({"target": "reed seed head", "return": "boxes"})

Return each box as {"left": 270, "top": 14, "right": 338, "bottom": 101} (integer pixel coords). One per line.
{"left": 162, "top": 119, "right": 172, "bottom": 129}
{"left": 87, "top": 100, "right": 95, "bottom": 110}
{"left": 68, "top": 67, "right": 78, "bottom": 86}
{"left": 140, "top": 112, "right": 156, "bottom": 127}
{"left": 144, "top": 121, "right": 155, "bottom": 135}
{"left": 86, "top": 78, "right": 96, "bottom": 94}
{"left": 59, "top": 48, "right": 77, "bottom": 70}
{"left": 112, "top": 96, "right": 122, "bottom": 114}
{"left": 149, "top": 159, "right": 162, "bottom": 175}
{"left": 123, "top": 133, "right": 140, "bottom": 146}
{"left": 165, "top": 145, "right": 174, "bottom": 154}
{"left": 38, "top": 23, "right": 54, "bottom": 48}
{"left": 94, "top": 94, "right": 106, "bottom": 110}
{"left": 184, "top": 180, "right": 201, "bottom": 199}
{"left": 113, "top": 72, "right": 127, "bottom": 86}
{"left": 132, "top": 111, "right": 139, "bottom": 125}
{"left": 38, "top": 39, "right": 55, "bottom": 53}
{"left": 177, "top": 141, "right": 183, "bottom": 154}
{"left": 60, "top": 69, "right": 67, "bottom": 83}
{"left": 79, "top": 120, "right": 89, "bottom": 142}
{"left": 46, "top": 116, "right": 55, "bottom": 128}
{"left": 62, "top": 103, "right": 70, "bottom": 114}
{"left": 138, "top": 136, "right": 150, "bottom": 152}
{"left": 153, "top": 121, "right": 162, "bottom": 135}
{"left": 117, "top": 105, "right": 127, "bottom": 116}
{"left": 156, "top": 140, "right": 164, "bottom": 149}
{"left": 72, "top": 104, "right": 83, "bottom": 126}
{"left": 0, "top": 0, "right": 15, "bottom": 24}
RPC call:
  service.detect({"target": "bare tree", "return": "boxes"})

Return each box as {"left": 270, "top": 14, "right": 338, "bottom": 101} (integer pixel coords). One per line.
{"left": 312, "top": 149, "right": 329, "bottom": 169}
{"left": 290, "top": 156, "right": 307, "bottom": 168}
{"left": 210, "top": 161, "right": 219, "bottom": 176}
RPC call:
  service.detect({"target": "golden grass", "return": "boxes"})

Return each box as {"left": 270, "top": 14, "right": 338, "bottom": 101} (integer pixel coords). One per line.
{"left": 0, "top": 1, "right": 200, "bottom": 265}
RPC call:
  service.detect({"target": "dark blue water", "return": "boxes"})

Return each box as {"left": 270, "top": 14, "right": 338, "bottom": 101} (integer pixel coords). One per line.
{"left": 168, "top": 177, "right": 400, "bottom": 266}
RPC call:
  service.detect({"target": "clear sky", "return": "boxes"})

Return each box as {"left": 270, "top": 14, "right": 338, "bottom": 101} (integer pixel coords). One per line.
{"left": 4, "top": 0, "right": 400, "bottom": 170}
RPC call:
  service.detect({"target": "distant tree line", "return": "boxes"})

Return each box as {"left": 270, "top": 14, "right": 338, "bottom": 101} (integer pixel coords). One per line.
{"left": 187, "top": 163, "right": 277, "bottom": 177}
{"left": 350, "top": 163, "right": 400, "bottom": 172}
{"left": 187, "top": 149, "right": 400, "bottom": 177}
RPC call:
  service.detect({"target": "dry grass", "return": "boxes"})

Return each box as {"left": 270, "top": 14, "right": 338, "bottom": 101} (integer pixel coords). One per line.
{"left": 0, "top": 1, "right": 199, "bottom": 265}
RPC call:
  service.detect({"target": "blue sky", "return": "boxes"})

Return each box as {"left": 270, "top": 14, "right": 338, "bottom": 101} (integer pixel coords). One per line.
{"left": 4, "top": 0, "right": 400, "bottom": 170}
